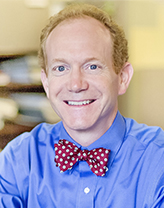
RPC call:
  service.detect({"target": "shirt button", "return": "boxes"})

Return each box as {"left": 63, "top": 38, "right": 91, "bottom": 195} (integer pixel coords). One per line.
{"left": 84, "top": 187, "right": 90, "bottom": 194}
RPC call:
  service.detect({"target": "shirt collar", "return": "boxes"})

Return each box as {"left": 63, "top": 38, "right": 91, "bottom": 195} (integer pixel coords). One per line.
{"left": 59, "top": 111, "right": 126, "bottom": 167}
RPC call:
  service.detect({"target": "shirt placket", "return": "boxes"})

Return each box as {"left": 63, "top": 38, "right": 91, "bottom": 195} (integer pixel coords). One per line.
{"left": 76, "top": 161, "right": 97, "bottom": 208}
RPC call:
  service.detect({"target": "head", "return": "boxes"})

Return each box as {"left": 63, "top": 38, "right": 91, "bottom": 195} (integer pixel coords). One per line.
{"left": 39, "top": 3, "right": 133, "bottom": 146}
{"left": 38, "top": 3, "right": 129, "bottom": 75}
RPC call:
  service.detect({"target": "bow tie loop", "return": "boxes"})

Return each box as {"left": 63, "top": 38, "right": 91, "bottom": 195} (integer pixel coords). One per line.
{"left": 54, "top": 139, "right": 110, "bottom": 177}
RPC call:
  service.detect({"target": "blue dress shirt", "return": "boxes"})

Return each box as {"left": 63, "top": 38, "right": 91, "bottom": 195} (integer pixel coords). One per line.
{"left": 1, "top": 111, "right": 164, "bottom": 208}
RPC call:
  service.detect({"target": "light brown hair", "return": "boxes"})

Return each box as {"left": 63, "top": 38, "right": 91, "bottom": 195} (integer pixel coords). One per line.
{"left": 38, "top": 3, "right": 129, "bottom": 74}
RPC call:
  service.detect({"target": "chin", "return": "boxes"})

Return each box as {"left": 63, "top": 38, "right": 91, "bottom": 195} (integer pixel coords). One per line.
{"left": 63, "top": 119, "right": 95, "bottom": 132}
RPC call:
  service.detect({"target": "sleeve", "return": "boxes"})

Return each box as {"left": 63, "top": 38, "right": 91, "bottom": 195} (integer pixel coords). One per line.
{"left": 0, "top": 193, "right": 23, "bottom": 208}
{"left": 151, "top": 194, "right": 164, "bottom": 208}
{"left": 0, "top": 145, "right": 25, "bottom": 208}
{"left": 151, "top": 171, "right": 164, "bottom": 208}
{"left": 0, "top": 124, "right": 48, "bottom": 208}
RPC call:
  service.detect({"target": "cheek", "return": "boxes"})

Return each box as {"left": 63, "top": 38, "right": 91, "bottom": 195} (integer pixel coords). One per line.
{"left": 48, "top": 78, "right": 64, "bottom": 99}
{"left": 100, "top": 78, "right": 119, "bottom": 98}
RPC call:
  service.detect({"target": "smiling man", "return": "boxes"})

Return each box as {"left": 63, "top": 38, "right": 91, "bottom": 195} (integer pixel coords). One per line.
{"left": 1, "top": 3, "right": 164, "bottom": 208}
{"left": 41, "top": 15, "right": 131, "bottom": 147}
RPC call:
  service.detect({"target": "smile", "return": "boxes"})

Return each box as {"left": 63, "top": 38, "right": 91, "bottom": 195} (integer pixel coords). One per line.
{"left": 65, "top": 100, "right": 95, "bottom": 106}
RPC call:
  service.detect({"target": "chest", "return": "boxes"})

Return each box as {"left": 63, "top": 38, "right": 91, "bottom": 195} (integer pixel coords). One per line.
{"left": 26, "top": 159, "right": 154, "bottom": 208}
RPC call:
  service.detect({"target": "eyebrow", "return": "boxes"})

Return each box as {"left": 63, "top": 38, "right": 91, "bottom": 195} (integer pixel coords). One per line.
{"left": 83, "top": 57, "right": 101, "bottom": 63}
{"left": 51, "top": 58, "right": 67, "bottom": 64}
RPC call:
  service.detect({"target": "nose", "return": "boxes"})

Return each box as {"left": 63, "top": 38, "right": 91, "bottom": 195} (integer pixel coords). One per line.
{"left": 67, "top": 67, "right": 89, "bottom": 93}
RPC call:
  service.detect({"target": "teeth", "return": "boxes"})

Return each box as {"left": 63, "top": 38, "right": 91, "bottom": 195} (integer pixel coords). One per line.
{"left": 67, "top": 100, "right": 92, "bottom": 106}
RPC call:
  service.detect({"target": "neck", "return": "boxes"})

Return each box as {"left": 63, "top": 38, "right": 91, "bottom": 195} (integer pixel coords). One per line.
{"left": 67, "top": 130, "right": 103, "bottom": 147}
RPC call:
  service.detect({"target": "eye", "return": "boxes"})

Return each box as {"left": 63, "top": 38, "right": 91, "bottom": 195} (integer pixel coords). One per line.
{"left": 83, "top": 63, "right": 102, "bottom": 75}
{"left": 51, "top": 64, "right": 69, "bottom": 76}
{"left": 90, "top": 64, "right": 98, "bottom": 70}
{"left": 57, "top": 66, "right": 66, "bottom": 72}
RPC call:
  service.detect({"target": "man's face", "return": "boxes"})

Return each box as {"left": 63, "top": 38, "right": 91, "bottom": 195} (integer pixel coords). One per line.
{"left": 42, "top": 17, "right": 123, "bottom": 137}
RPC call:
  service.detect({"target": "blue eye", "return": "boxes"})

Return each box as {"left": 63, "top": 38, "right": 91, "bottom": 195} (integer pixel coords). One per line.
{"left": 57, "top": 66, "right": 65, "bottom": 72}
{"left": 90, "top": 65, "right": 97, "bottom": 70}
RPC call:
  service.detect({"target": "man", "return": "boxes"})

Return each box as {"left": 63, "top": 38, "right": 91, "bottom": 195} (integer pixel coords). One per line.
{"left": 0, "top": 3, "right": 164, "bottom": 208}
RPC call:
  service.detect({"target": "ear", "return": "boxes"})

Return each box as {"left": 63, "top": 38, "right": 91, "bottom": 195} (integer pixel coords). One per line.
{"left": 118, "top": 62, "right": 133, "bottom": 95}
{"left": 41, "top": 69, "right": 49, "bottom": 98}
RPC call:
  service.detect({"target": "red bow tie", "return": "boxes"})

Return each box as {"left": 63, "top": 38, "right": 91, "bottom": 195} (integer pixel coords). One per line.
{"left": 54, "top": 139, "right": 110, "bottom": 177}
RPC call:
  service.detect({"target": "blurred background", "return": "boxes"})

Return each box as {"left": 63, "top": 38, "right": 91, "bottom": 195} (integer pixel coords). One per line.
{"left": 0, "top": 0, "right": 164, "bottom": 150}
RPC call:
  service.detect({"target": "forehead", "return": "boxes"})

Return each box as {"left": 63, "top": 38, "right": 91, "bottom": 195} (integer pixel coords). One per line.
{"left": 46, "top": 16, "right": 112, "bottom": 46}
{"left": 45, "top": 16, "right": 113, "bottom": 67}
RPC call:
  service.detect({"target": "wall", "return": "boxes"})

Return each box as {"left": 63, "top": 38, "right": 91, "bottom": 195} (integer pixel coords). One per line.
{"left": 118, "top": 1, "right": 164, "bottom": 129}
{"left": 0, "top": 0, "right": 49, "bottom": 55}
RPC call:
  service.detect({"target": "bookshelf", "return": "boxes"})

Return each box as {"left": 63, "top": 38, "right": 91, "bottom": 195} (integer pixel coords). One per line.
{"left": 0, "top": 56, "right": 59, "bottom": 149}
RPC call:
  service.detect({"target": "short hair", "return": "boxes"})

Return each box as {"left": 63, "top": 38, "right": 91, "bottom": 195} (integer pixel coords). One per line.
{"left": 38, "top": 3, "right": 129, "bottom": 74}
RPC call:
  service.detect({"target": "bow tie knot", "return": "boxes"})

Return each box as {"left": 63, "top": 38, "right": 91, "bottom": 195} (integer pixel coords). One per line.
{"left": 77, "top": 149, "right": 89, "bottom": 161}
{"left": 54, "top": 139, "right": 110, "bottom": 177}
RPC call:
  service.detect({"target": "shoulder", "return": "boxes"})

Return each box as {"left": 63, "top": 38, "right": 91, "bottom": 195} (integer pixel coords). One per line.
{"left": 124, "top": 117, "right": 164, "bottom": 148}
{"left": 122, "top": 117, "right": 164, "bottom": 186}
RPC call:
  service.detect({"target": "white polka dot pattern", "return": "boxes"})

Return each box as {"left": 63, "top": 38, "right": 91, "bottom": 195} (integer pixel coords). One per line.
{"left": 54, "top": 139, "right": 110, "bottom": 176}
